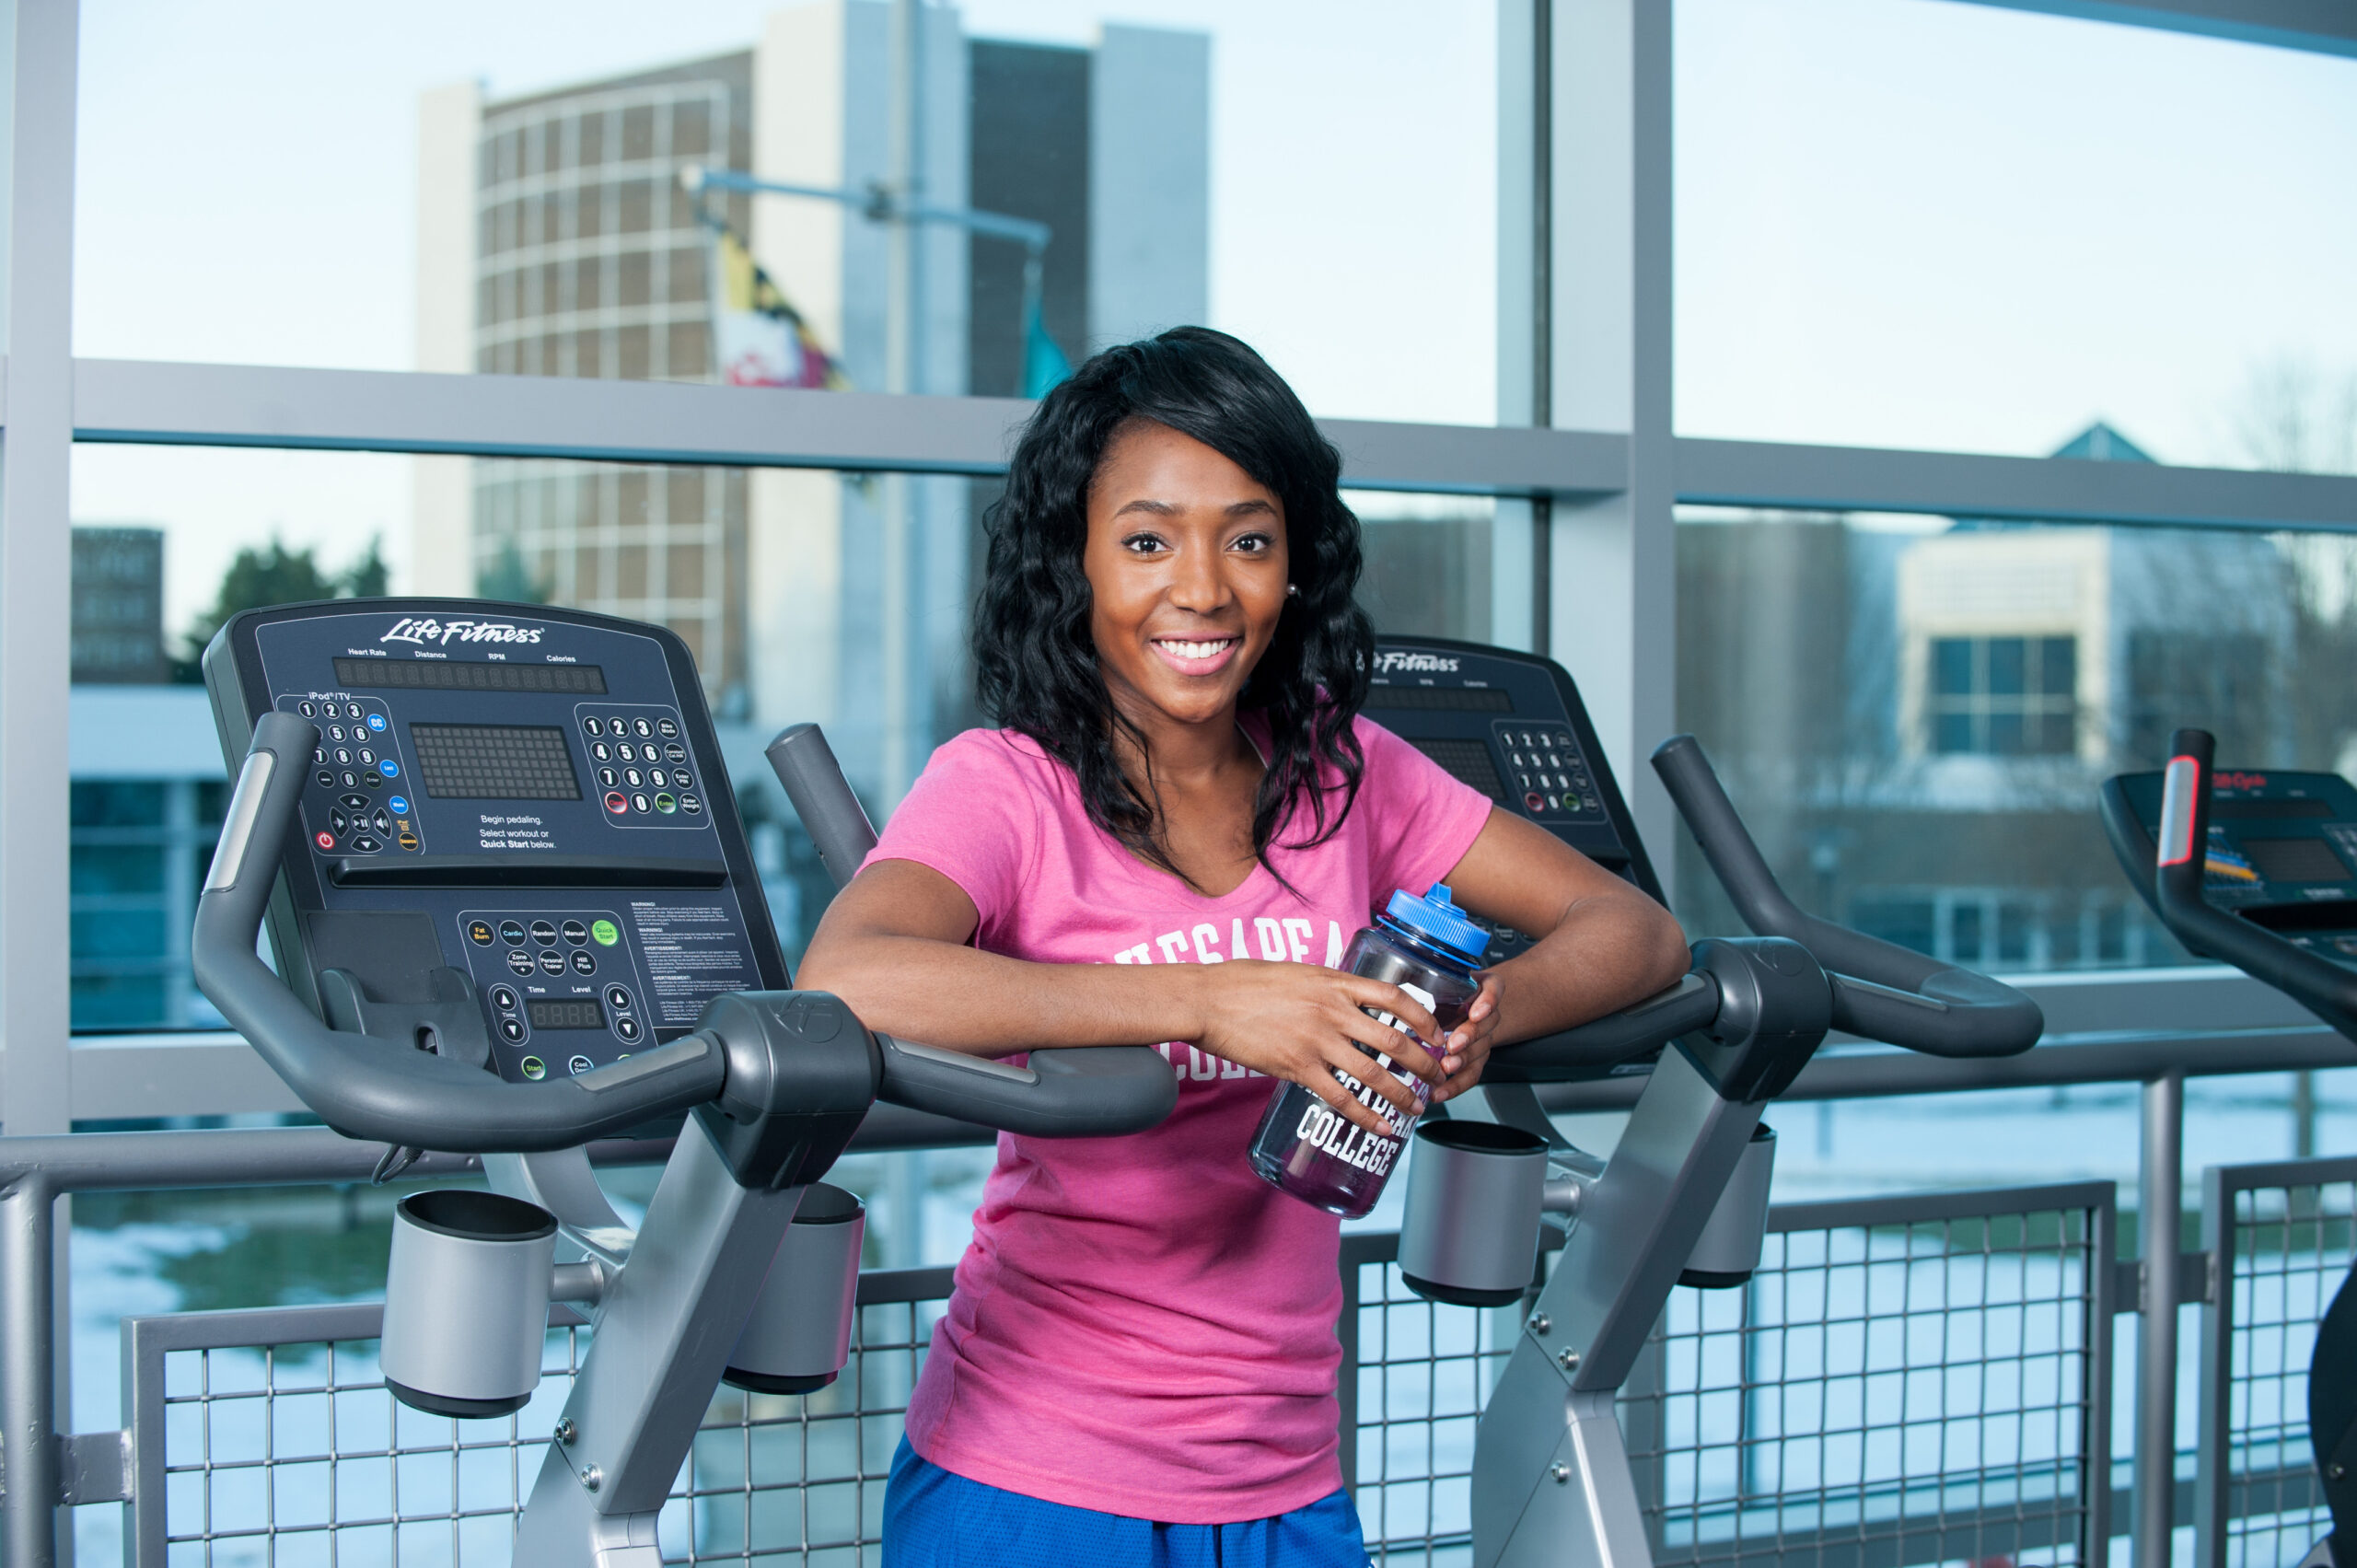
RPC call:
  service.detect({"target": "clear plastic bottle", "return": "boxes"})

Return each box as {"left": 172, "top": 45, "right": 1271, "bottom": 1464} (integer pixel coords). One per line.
{"left": 1248, "top": 884, "right": 1490, "bottom": 1217}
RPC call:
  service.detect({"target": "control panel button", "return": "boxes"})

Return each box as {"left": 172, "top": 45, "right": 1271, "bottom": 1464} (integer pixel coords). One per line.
{"left": 500, "top": 1018, "right": 526, "bottom": 1042}
{"left": 603, "top": 790, "right": 629, "bottom": 815}
{"left": 344, "top": 703, "right": 363, "bottom": 719}
{"left": 646, "top": 768, "right": 667, "bottom": 788}
{"left": 329, "top": 725, "right": 346, "bottom": 742}
{"left": 591, "top": 919, "right": 620, "bottom": 947}
{"left": 506, "top": 948, "right": 534, "bottom": 975}
{"left": 490, "top": 985, "right": 517, "bottom": 1012}
{"left": 499, "top": 920, "right": 526, "bottom": 945}
{"left": 562, "top": 920, "right": 588, "bottom": 945}
{"left": 680, "top": 794, "right": 702, "bottom": 815}
{"left": 333, "top": 747, "right": 352, "bottom": 765}
{"left": 537, "top": 950, "right": 565, "bottom": 976}
{"left": 655, "top": 793, "right": 678, "bottom": 814}
{"left": 605, "top": 985, "right": 633, "bottom": 1011}
{"left": 361, "top": 772, "right": 383, "bottom": 790}
{"left": 340, "top": 793, "right": 369, "bottom": 811}
{"left": 316, "top": 769, "right": 335, "bottom": 788}
{"left": 397, "top": 832, "right": 421, "bottom": 852}
{"left": 616, "top": 742, "right": 636, "bottom": 762}
{"left": 624, "top": 768, "right": 644, "bottom": 788}
{"left": 298, "top": 701, "right": 316, "bottom": 717}
{"left": 665, "top": 743, "right": 686, "bottom": 762}
{"left": 469, "top": 920, "right": 495, "bottom": 946}
{"left": 372, "top": 808, "right": 391, "bottom": 833}
{"left": 520, "top": 1056, "right": 546, "bottom": 1081}
{"left": 1524, "top": 791, "right": 1546, "bottom": 812}
{"left": 592, "top": 742, "right": 611, "bottom": 761}
{"left": 672, "top": 772, "right": 694, "bottom": 794}
{"left": 330, "top": 808, "right": 349, "bottom": 835}
{"left": 313, "top": 830, "right": 336, "bottom": 851}
{"left": 570, "top": 949, "right": 596, "bottom": 974}
{"left": 388, "top": 795, "right": 409, "bottom": 814}
{"left": 598, "top": 767, "right": 619, "bottom": 788}
{"left": 529, "top": 920, "right": 558, "bottom": 945}
{"left": 615, "top": 1017, "right": 640, "bottom": 1042}
{"left": 657, "top": 718, "right": 678, "bottom": 738}
{"left": 349, "top": 834, "right": 382, "bottom": 853}
{"left": 631, "top": 793, "right": 651, "bottom": 814}
{"left": 583, "top": 717, "right": 603, "bottom": 736}
{"left": 567, "top": 1054, "right": 594, "bottom": 1076}
{"left": 377, "top": 760, "right": 398, "bottom": 778}
{"left": 340, "top": 770, "right": 359, "bottom": 789}
{"left": 357, "top": 749, "right": 375, "bottom": 766}
{"left": 633, "top": 718, "right": 653, "bottom": 738}
{"left": 366, "top": 714, "right": 386, "bottom": 732}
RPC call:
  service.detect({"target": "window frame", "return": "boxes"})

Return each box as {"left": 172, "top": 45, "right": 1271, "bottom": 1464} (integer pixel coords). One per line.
{"left": 4, "top": 0, "right": 2355, "bottom": 1127}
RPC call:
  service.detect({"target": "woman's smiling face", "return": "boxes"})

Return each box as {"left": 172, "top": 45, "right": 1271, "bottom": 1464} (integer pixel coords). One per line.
{"left": 1083, "top": 419, "right": 1291, "bottom": 735}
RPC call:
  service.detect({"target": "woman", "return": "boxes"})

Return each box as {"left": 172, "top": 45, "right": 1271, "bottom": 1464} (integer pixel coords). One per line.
{"left": 795, "top": 327, "right": 1689, "bottom": 1565}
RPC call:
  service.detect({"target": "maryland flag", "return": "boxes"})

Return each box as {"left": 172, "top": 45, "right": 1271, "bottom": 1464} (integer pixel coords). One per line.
{"left": 710, "top": 226, "right": 845, "bottom": 389}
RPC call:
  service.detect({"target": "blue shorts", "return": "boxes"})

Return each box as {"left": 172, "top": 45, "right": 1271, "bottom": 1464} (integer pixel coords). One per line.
{"left": 881, "top": 1437, "right": 1372, "bottom": 1568}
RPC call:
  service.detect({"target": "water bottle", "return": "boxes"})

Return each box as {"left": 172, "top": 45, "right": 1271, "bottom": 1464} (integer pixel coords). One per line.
{"left": 1248, "top": 883, "right": 1490, "bottom": 1217}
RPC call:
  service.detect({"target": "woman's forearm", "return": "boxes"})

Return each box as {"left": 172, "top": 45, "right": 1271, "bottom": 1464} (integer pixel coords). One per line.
{"left": 795, "top": 932, "right": 1208, "bottom": 1058}
{"left": 1485, "top": 890, "right": 1691, "bottom": 1045}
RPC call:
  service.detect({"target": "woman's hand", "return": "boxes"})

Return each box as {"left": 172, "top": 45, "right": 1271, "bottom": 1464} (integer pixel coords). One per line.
{"left": 1433, "top": 973, "right": 1506, "bottom": 1104}
{"left": 1190, "top": 959, "right": 1446, "bottom": 1137}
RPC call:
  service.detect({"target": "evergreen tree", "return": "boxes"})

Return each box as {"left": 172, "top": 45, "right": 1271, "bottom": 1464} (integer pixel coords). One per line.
{"left": 171, "top": 534, "right": 393, "bottom": 682}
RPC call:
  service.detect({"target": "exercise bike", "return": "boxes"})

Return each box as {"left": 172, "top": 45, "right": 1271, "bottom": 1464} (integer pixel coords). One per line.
{"left": 2100, "top": 728, "right": 2357, "bottom": 1568}
{"left": 191, "top": 598, "right": 1178, "bottom": 1567}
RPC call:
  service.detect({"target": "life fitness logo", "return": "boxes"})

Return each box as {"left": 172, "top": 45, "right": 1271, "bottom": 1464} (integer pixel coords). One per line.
{"left": 2215, "top": 772, "right": 2269, "bottom": 791}
{"left": 1374, "top": 651, "right": 1459, "bottom": 675}
{"left": 379, "top": 617, "right": 546, "bottom": 648}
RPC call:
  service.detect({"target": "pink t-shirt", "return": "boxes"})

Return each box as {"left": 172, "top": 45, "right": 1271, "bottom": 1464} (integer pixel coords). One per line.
{"left": 862, "top": 714, "right": 1493, "bottom": 1523}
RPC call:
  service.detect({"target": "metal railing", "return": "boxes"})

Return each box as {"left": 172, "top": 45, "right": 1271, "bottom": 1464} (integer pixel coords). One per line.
{"left": 2197, "top": 1154, "right": 2357, "bottom": 1568}
{"left": 52, "top": 1184, "right": 2117, "bottom": 1567}
{"left": 5, "top": 1020, "right": 2355, "bottom": 1568}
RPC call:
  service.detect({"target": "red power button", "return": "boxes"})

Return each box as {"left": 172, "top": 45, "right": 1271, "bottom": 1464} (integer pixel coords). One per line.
{"left": 313, "top": 830, "right": 335, "bottom": 850}
{"left": 604, "top": 791, "right": 629, "bottom": 815}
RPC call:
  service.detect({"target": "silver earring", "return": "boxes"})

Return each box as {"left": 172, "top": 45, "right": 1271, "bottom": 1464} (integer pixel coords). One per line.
{"left": 1285, "top": 584, "right": 1299, "bottom": 598}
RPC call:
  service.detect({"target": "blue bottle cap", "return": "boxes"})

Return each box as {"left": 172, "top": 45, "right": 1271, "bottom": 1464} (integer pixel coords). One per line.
{"left": 1382, "top": 883, "right": 1490, "bottom": 969}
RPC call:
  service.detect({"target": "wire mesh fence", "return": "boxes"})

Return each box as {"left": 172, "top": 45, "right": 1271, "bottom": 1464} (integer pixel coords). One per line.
{"left": 2198, "top": 1155, "right": 2357, "bottom": 1568}
{"left": 118, "top": 1186, "right": 2116, "bottom": 1568}
{"left": 1342, "top": 1183, "right": 2116, "bottom": 1568}
{"left": 123, "top": 1271, "right": 953, "bottom": 1567}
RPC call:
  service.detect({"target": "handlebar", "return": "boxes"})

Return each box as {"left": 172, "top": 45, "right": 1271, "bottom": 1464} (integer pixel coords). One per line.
{"left": 2149, "top": 728, "right": 2357, "bottom": 1040}
{"left": 766, "top": 723, "right": 1178, "bottom": 1137}
{"left": 1652, "top": 734, "right": 2044, "bottom": 1058}
{"left": 192, "top": 713, "right": 729, "bottom": 1151}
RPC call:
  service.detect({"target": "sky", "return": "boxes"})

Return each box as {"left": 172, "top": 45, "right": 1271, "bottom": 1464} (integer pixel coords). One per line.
{"left": 63, "top": 0, "right": 2357, "bottom": 640}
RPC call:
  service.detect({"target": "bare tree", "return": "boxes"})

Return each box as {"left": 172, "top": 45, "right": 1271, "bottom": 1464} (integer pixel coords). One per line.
{"left": 2232, "top": 354, "right": 2357, "bottom": 475}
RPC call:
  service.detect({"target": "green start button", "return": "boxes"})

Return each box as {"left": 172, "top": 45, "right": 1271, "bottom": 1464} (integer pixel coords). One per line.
{"left": 591, "top": 919, "right": 620, "bottom": 947}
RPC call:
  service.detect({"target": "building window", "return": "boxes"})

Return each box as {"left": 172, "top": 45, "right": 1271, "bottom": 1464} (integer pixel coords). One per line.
{"left": 1928, "top": 635, "right": 2076, "bottom": 755}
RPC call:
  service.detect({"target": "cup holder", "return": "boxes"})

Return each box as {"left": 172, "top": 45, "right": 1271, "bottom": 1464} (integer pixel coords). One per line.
{"left": 380, "top": 1189, "right": 557, "bottom": 1418}
{"left": 725, "top": 1183, "right": 866, "bottom": 1395}
{"left": 1399, "top": 1121, "right": 1550, "bottom": 1307}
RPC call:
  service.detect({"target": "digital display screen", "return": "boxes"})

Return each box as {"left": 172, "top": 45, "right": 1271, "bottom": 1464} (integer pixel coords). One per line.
{"left": 1407, "top": 738, "right": 1506, "bottom": 801}
{"left": 335, "top": 657, "right": 607, "bottom": 694}
{"left": 2241, "top": 835, "right": 2351, "bottom": 885}
{"left": 528, "top": 998, "right": 607, "bottom": 1031}
{"left": 410, "top": 725, "right": 583, "bottom": 800}
{"left": 2211, "top": 797, "right": 2333, "bottom": 819}
{"left": 1366, "top": 685, "right": 1513, "bottom": 713}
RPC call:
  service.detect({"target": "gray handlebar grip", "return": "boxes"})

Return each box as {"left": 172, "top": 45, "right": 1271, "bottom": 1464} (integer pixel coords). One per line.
{"left": 766, "top": 723, "right": 880, "bottom": 887}
{"left": 192, "top": 713, "right": 728, "bottom": 1151}
{"left": 1481, "top": 970, "right": 1719, "bottom": 1082}
{"left": 876, "top": 1038, "right": 1178, "bottom": 1138}
{"left": 768, "top": 721, "right": 1177, "bottom": 1139}
{"left": 1651, "top": 734, "right": 2043, "bottom": 1059}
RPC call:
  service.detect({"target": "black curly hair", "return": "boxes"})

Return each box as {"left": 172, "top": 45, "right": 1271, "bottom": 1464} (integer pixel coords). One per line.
{"left": 972, "top": 326, "right": 1375, "bottom": 889}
